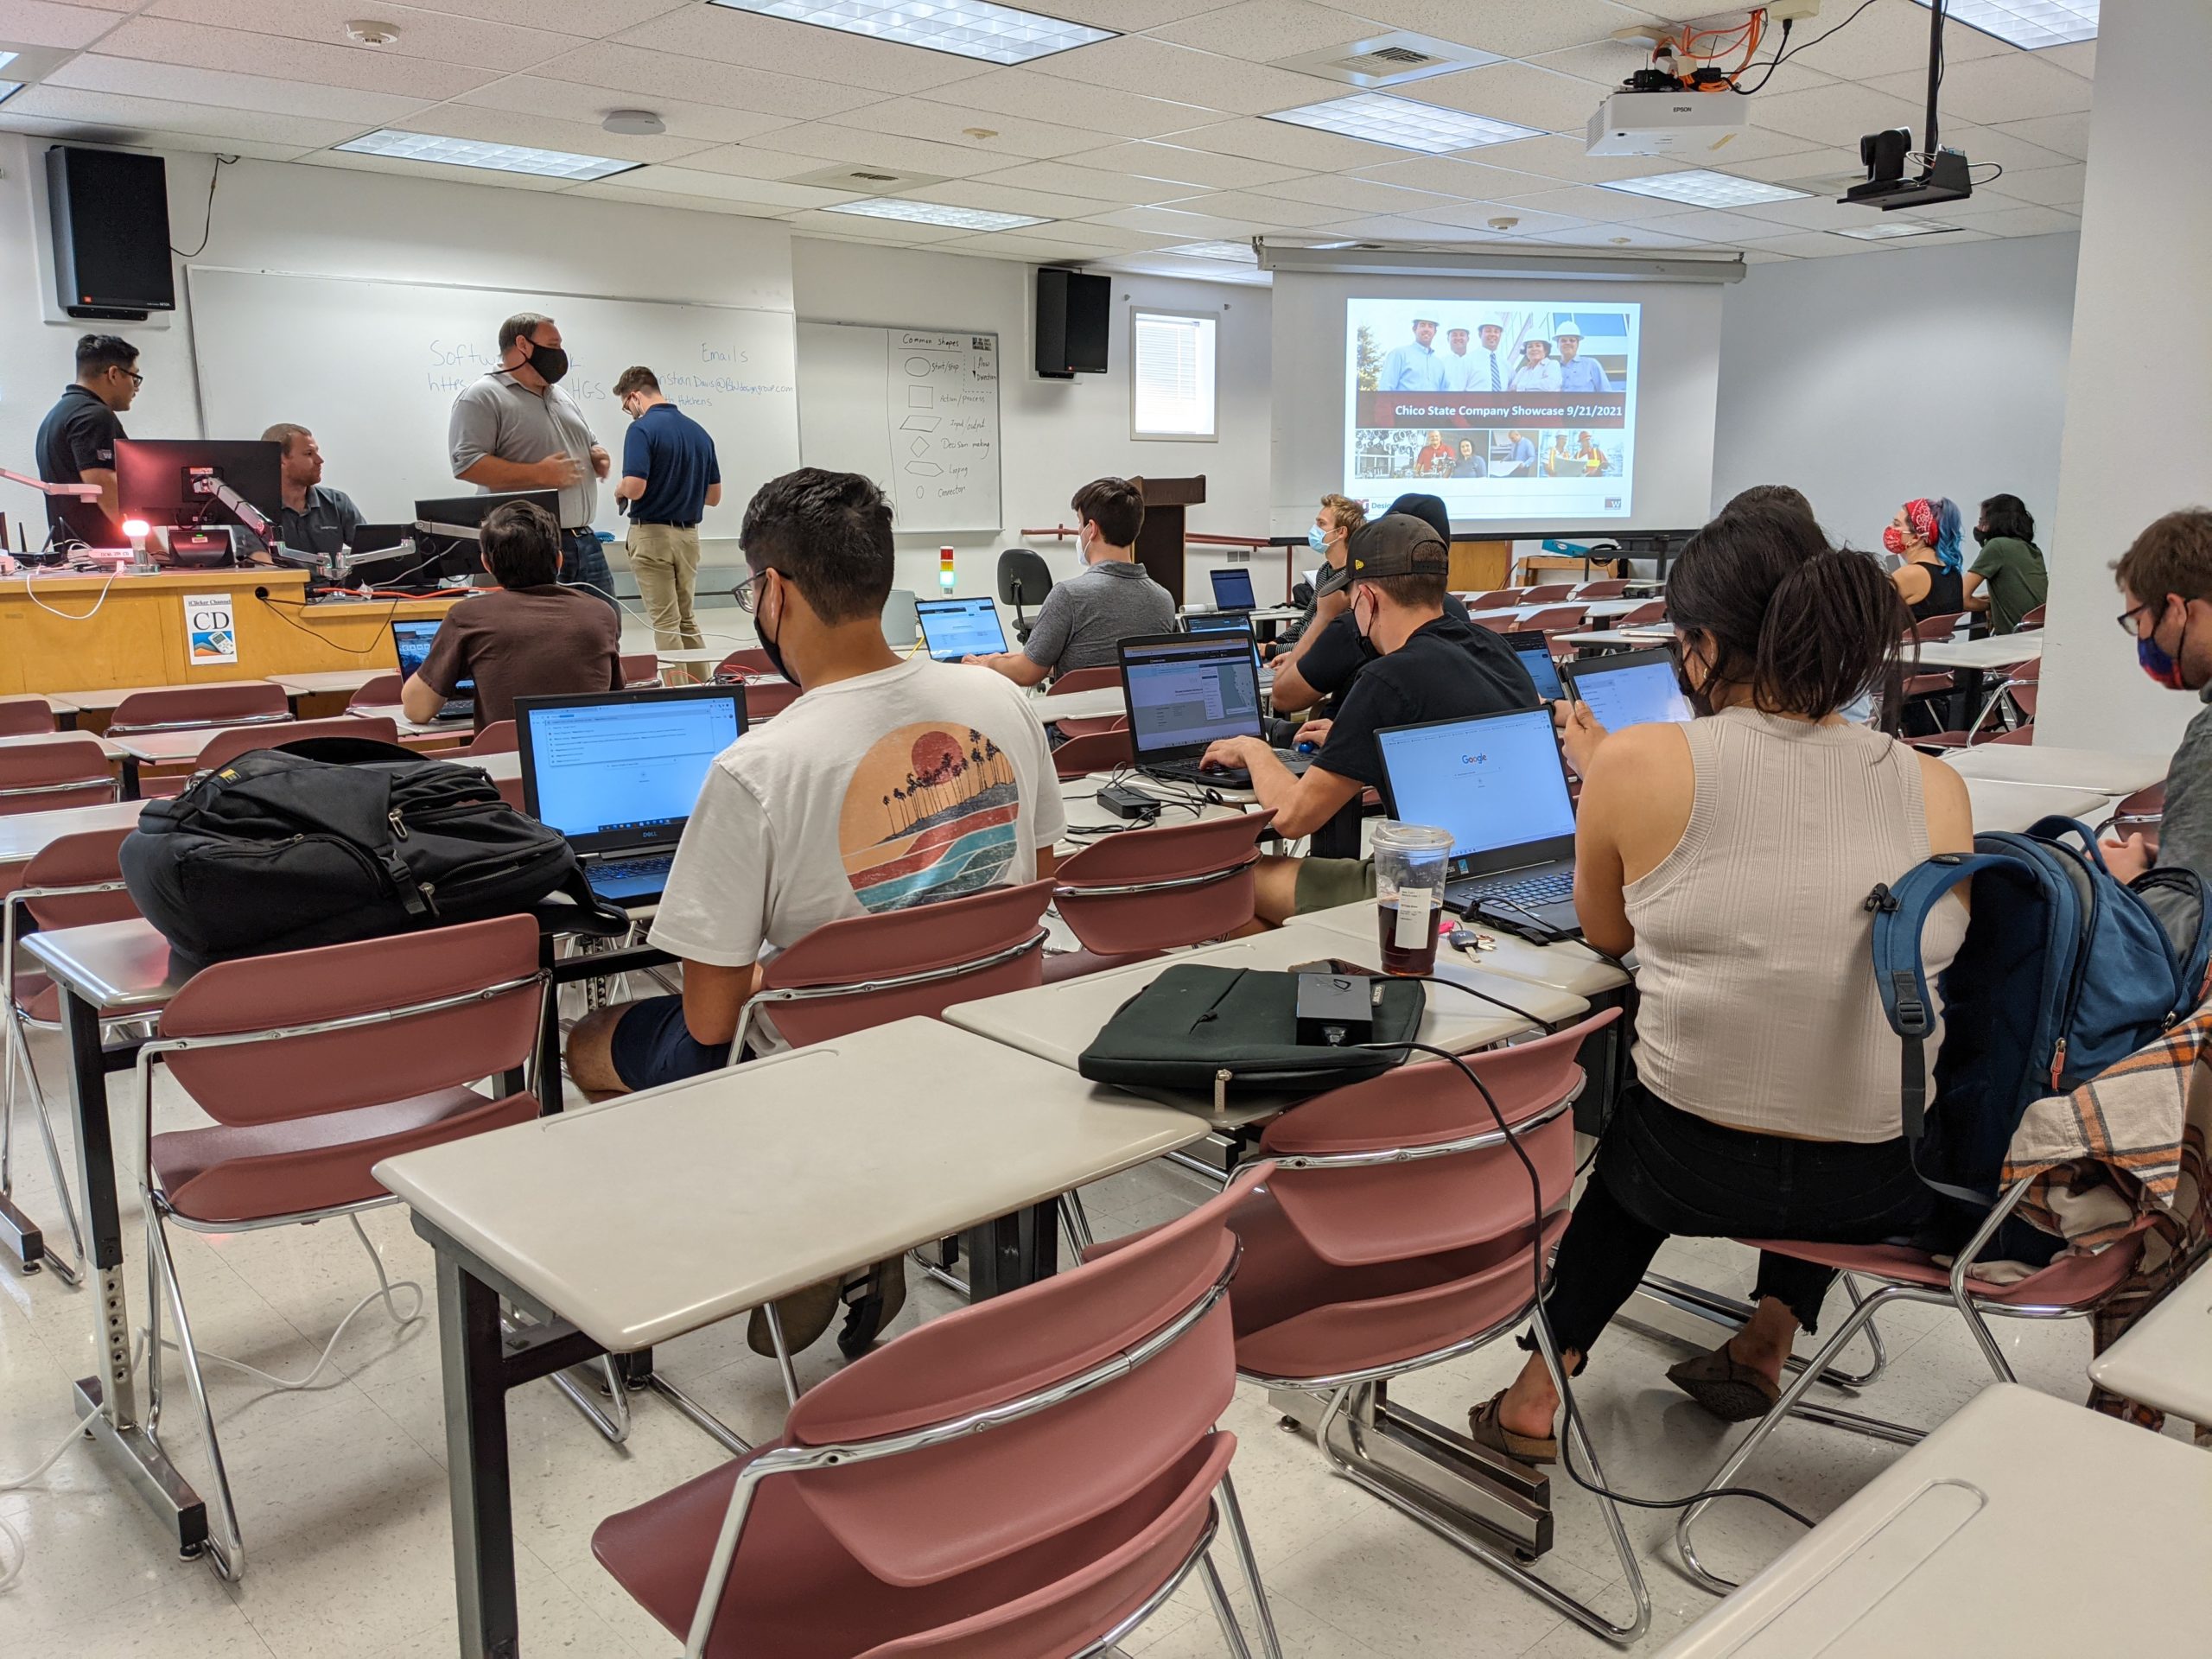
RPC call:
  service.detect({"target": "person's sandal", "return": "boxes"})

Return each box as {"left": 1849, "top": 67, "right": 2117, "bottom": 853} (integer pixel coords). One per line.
{"left": 747, "top": 1278, "right": 840, "bottom": 1360}
{"left": 1665, "top": 1343, "right": 1783, "bottom": 1422}
{"left": 1466, "top": 1390, "right": 1558, "bottom": 1466}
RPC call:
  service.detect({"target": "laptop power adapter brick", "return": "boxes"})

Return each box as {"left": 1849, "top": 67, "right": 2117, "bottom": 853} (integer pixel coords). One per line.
{"left": 1097, "top": 783, "right": 1160, "bottom": 821}
{"left": 1296, "top": 972, "right": 1376, "bottom": 1048}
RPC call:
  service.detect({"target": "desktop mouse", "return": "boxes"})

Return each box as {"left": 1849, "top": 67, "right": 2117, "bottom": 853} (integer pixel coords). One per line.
{"left": 1294, "top": 741, "right": 1317, "bottom": 754}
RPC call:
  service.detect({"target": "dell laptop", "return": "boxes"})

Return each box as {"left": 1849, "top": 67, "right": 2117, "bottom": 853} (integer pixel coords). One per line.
{"left": 515, "top": 683, "right": 746, "bottom": 903}
{"left": 1183, "top": 610, "right": 1264, "bottom": 678}
{"left": 1561, "top": 645, "right": 1694, "bottom": 731}
{"left": 1116, "top": 632, "right": 1307, "bottom": 789}
{"left": 389, "top": 619, "right": 475, "bottom": 722}
{"left": 1208, "top": 567, "right": 1257, "bottom": 613}
{"left": 1502, "top": 629, "right": 1566, "bottom": 703}
{"left": 1375, "top": 706, "right": 1581, "bottom": 928}
{"left": 915, "top": 595, "right": 1009, "bottom": 662}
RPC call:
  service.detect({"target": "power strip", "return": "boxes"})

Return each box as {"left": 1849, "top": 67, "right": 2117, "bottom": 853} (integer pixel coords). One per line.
{"left": 1096, "top": 782, "right": 1160, "bottom": 821}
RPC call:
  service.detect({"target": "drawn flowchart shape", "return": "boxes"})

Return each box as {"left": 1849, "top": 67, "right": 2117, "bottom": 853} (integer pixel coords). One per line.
{"left": 905, "top": 357, "right": 934, "bottom": 376}
{"left": 907, "top": 386, "right": 932, "bottom": 408}
{"left": 905, "top": 461, "right": 943, "bottom": 476}
{"left": 910, "top": 435, "right": 931, "bottom": 456}
{"left": 899, "top": 414, "right": 939, "bottom": 432}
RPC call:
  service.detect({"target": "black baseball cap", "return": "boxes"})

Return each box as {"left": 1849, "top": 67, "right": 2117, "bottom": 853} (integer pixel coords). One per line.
{"left": 1382, "top": 492, "right": 1451, "bottom": 543}
{"left": 1349, "top": 512, "right": 1450, "bottom": 580}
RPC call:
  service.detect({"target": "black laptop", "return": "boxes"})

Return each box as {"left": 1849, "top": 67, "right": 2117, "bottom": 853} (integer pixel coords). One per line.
{"left": 1560, "top": 645, "right": 1694, "bottom": 731}
{"left": 1208, "top": 567, "right": 1257, "bottom": 613}
{"left": 1375, "top": 706, "right": 1581, "bottom": 927}
{"left": 1502, "top": 628, "right": 1566, "bottom": 703}
{"left": 515, "top": 684, "right": 746, "bottom": 903}
{"left": 390, "top": 619, "right": 474, "bottom": 723}
{"left": 1117, "top": 632, "right": 1308, "bottom": 789}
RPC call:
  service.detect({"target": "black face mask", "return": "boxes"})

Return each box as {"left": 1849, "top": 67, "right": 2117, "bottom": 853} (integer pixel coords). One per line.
{"left": 1972, "top": 525, "right": 1991, "bottom": 547}
{"left": 755, "top": 574, "right": 798, "bottom": 688}
{"left": 1674, "top": 639, "right": 1716, "bottom": 718}
{"left": 522, "top": 341, "right": 569, "bottom": 385}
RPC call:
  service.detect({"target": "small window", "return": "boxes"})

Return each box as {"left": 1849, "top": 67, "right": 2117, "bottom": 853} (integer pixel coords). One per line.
{"left": 1131, "top": 309, "right": 1217, "bottom": 442}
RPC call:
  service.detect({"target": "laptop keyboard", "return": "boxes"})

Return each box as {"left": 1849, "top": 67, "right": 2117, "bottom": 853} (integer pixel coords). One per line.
{"left": 591, "top": 854, "right": 674, "bottom": 885}
{"left": 1466, "top": 869, "right": 1575, "bottom": 906}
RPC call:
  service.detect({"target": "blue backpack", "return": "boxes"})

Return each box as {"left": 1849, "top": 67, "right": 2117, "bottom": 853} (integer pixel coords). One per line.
{"left": 1870, "top": 816, "right": 2212, "bottom": 1259}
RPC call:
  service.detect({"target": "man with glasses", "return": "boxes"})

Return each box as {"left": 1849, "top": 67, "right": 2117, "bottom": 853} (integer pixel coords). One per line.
{"left": 35, "top": 333, "right": 141, "bottom": 549}
{"left": 2107, "top": 509, "right": 2212, "bottom": 884}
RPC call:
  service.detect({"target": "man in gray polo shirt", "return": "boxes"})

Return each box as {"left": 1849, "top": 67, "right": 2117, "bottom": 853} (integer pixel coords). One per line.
{"left": 967, "top": 476, "right": 1175, "bottom": 685}
{"left": 447, "top": 311, "right": 615, "bottom": 611}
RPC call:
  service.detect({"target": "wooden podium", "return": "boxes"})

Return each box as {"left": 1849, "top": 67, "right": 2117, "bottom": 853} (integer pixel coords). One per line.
{"left": 1128, "top": 474, "right": 1204, "bottom": 606}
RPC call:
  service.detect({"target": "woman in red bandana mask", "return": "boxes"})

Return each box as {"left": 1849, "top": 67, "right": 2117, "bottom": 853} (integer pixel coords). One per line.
{"left": 1885, "top": 497, "right": 1966, "bottom": 623}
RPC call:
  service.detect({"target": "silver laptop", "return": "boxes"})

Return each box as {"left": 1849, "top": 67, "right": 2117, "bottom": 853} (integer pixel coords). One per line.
{"left": 882, "top": 588, "right": 919, "bottom": 650}
{"left": 1116, "top": 632, "right": 1307, "bottom": 789}
{"left": 915, "top": 595, "right": 1008, "bottom": 662}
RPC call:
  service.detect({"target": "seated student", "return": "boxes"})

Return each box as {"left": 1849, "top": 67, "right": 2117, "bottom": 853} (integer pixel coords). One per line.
{"left": 402, "top": 499, "right": 622, "bottom": 729}
{"left": 966, "top": 477, "right": 1176, "bottom": 685}
{"left": 1885, "top": 496, "right": 1967, "bottom": 622}
{"left": 1264, "top": 493, "right": 1363, "bottom": 666}
{"left": 1199, "top": 513, "right": 1538, "bottom": 912}
{"left": 1962, "top": 492, "right": 2049, "bottom": 635}
{"left": 2107, "top": 509, "right": 2212, "bottom": 885}
{"left": 1465, "top": 506, "right": 1971, "bottom": 1464}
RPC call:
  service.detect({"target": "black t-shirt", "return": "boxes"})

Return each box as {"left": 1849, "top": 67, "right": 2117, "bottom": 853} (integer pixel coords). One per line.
{"left": 34, "top": 385, "right": 125, "bottom": 547}
{"left": 1296, "top": 591, "right": 1491, "bottom": 709}
{"left": 1309, "top": 613, "right": 1541, "bottom": 859}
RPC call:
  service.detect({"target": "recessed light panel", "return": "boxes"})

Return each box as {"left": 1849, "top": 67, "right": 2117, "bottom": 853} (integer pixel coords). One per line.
{"left": 1600, "top": 168, "right": 1808, "bottom": 208}
{"left": 1163, "top": 241, "right": 1258, "bottom": 263}
{"left": 1911, "top": 0, "right": 2096, "bottom": 49}
{"left": 335, "top": 130, "right": 640, "bottom": 181}
{"left": 1833, "top": 219, "right": 1961, "bottom": 240}
{"left": 1264, "top": 92, "right": 1539, "bottom": 156}
{"left": 825, "top": 197, "right": 1049, "bottom": 231}
{"left": 709, "top": 0, "right": 1113, "bottom": 66}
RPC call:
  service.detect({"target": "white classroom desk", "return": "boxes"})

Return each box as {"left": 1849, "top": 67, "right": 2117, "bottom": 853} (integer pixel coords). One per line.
{"left": 59, "top": 678, "right": 272, "bottom": 715}
{"left": 1943, "top": 744, "right": 2168, "bottom": 796}
{"left": 2086, "top": 1260, "right": 2212, "bottom": 1426}
{"left": 1469, "top": 597, "right": 1649, "bottom": 624}
{"left": 344, "top": 702, "right": 473, "bottom": 740}
{"left": 0, "top": 728, "right": 126, "bottom": 760}
{"left": 1556, "top": 627, "right": 1673, "bottom": 651}
{"left": 1654, "top": 1384, "right": 2212, "bottom": 1659}
{"left": 0, "top": 798, "right": 147, "bottom": 866}
{"left": 1913, "top": 632, "right": 2044, "bottom": 672}
{"left": 1296, "top": 900, "right": 1632, "bottom": 1000}
{"left": 1032, "top": 684, "right": 1128, "bottom": 723}
{"left": 1961, "top": 778, "right": 2110, "bottom": 834}
{"left": 264, "top": 668, "right": 385, "bottom": 697}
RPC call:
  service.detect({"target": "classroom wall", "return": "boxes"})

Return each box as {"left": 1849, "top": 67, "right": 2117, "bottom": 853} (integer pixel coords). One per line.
{"left": 1712, "top": 231, "right": 2080, "bottom": 552}
{"left": 2038, "top": 0, "right": 2212, "bottom": 753}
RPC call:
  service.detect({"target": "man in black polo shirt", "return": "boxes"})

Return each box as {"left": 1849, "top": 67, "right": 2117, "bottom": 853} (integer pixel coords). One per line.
{"left": 263, "top": 423, "right": 365, "bottom": 555}
{"left": 1199, "top": 513, "right": 1538, "bottom": 923}
{"left": 613, "top": 365, "right": 721, "bottom": 680}
{"left": 35, "top": 334, "right": 140, "bottom": 549}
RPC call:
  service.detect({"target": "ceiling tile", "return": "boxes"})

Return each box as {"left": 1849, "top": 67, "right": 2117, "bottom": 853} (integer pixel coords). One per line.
{"left": 1409, "top": 198, "right": 1589, "bottom": 238}
{"left": 578, "top": 165, "right": 853, "bottom": 209}
{"left": 613, "top": 5, "right": 992, "bottom": 94}
{"left": 1739, "top": 245, "right": 1795, "bottom": 262}
{"left": 1154, "top": 188, "right": 1350, "bottom": 227}
{"left": 1749, "top": 79, "right": 1926, "bottom": 149}
{"left": 1716, "top": 146, "right": 1861, "bottom": 185}
{"left": 1076, "top": 140, "right": 1309, "bottom": 191}
{"left": 1082, "top": 201, "right": 1274, "bottom": 239}
{"left": 741, "top": 121, "right": 1007, "bottom": 178}
{"left": 1459, "top": 133, "right": 1675, "bottom": 183}
{"left": 49, "top": 51, "right": 429, "bottom": 124}
{"left": 372, "top": 101, "right": 713, "bottom": 165}
{"left": 2040, "top": 41, "right": 2094, "bottom": 78}
{"left": 1317, "top": 210, "right": 1500, "bottom": 240}
{"left": 969, "top": 158, "right": 1194, "bottom": 205}
{"left": 819, "top": 98, "right": 1099, "bottom": 162}
{"left": 1026, "top": 34, "right": 1327, "bottom": 116}
{"left": 455, "top": 77, "right": 798, "bottom": 145}
{"left": 0, "top": 0, "right": 130, "bottom": 49}
{"left": 531, "top": 42, "right": 876, "bottom": 118}
{"left": 1719, "top": 192, "right": 1896, "bottom": 232}
{"left": 781, "top": 207, "right": 970, "bottom": 244}
{"left": 2, "top": 82, "right": 365, "bottom": 147}
{"left": 1351, "top": 0, "right": 1662, "bottom": 59}
{"left": 1003, "top": 218, "right": 1185, "bottom": 250}
{"left": 901, "top": 177, "right": 1121, "bottom": 219}
{"left": 1486, "top": 181, "right": 1684, "bottom": 221}
{"left": 663, "top": 143, "right": 846, "bottom": 182}
{"left": 1780, "top": 0, "right": 2010, "bottom": 80}
{"left": 1990, "top": 161, "right": 2083, "bottom": 207}
{"left": 1638, "top": 205, "right": 1804, "bottom": 243}
{"left": 1402, "top": 59, "right": 1610, "bottom": 135}
{"left": 1866, "top": 52, "right": 2090, "bottom": 126}
{"left": 1161, "top": 114, "right": 1402, "bottom": 169}
{"left": 1937, "top": 121, "right": 2075, "bottom": 173}
{"left": 1693, "top": 123, "right": 1835, "bottom": 163}
{"left": 1938, "top": 200, "right": 2079, "bottom": 237}
{"left": 564, "top": 181, "right": 788, "bottom": 217}
{"left": 1520, "top": 219, "right": 1703, "bottom": 248}
{"left": 411, "top": 0, "right": 692, "bottom": 33}
{"left": 141, "top": 0, "right": 584, "bottom": 73}
{"left": 1041, "top": 0, "right": 1245, "bottom": 27}
{"left": 0, "top": 111, "right": 313, "bottom": 162}
{"left": 1732, "top": 228, "right": 1881, "bottom": 257}
{"left": 1985, "top": 111, "right": 2090, "bottom": 162}
{"left": 1246, "top": 171, "right": 1456, "bottom": 212}
{"left": 1146, "top": 0, "right": 1400, "bottom": 61}
{"left": 91, "top": 14, "right": 495, "bottom": 99}
{"left": 917, "top": 230, "right": 1103, "bottom": 262}
{"left": 1351, "top": 151, "right": 1547, "bottom": 197}
{"left": 302, "top": 147, "right": 583, "bottom": 189}
{"left": 934, "top": 67, "right": 1220, "bottom": 139}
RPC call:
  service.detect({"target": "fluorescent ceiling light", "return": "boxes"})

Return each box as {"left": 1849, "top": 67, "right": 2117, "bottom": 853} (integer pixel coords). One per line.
{"left": 825, "top": 197, "right": 1049, "bottom": 231}
{"left": 1910, "top": 0, "right": 2096, "bottom": 49}
{"left": 1265, "top": 92, "right": 1539, "bottom": 156}
{"left": 1600, "top": 168, "right": 1808, "bottom": 208}
{"left": 0, "top": 82, "right": 20, "bottom": 105}
{"left": 335, "top": 130, "right": 639, "bottom": 181}
{"left": 0, "top": 52, "right": 17, "bottom": 73}
{"left": 1163, "top": 241, "right": 1257, "bottom": 263}
{"left": 709, "top": 0, "right": 1113, "bottom": 65}
{"left": 1833, "top": 219, "right": 1961, "bottom": 240}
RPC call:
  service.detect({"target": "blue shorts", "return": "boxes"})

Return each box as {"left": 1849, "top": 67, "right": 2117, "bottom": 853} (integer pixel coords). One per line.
{"left": 607, "top": 994, "right": 732, "bottom": 1092}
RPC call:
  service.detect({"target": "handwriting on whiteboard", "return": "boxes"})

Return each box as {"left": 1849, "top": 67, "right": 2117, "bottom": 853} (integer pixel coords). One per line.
{"left": 893, "top": 332, "right": 996, "bottom": 505}
{"left": 423, "top": 338, "right": 794, "bottom": 410}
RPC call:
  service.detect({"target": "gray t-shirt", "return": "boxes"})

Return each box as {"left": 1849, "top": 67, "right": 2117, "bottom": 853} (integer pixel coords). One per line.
{"left": 1021, "top": 558, "right": 1177, "bottom": 676}
{"left": 447, "top": 371, "right": 600, "bottom": 529}
{"left": 2158, "top": 692, "right": 2212, "bottom": 885}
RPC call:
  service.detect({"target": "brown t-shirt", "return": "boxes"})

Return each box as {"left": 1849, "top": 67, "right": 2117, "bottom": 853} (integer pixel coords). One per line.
{"left": 416, "top": 585, "right": 622, "bottom": 729}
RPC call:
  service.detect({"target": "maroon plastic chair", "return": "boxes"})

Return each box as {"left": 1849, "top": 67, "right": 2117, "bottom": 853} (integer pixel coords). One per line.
{"left": 734, "top": 880, "right": 1054, "bottom": 1053}
{"left": 107, "top": 682, "right": 289, "bottom": 736}
{"left": 741, "top": 678, "right": 801, "bottom": 723}
{"left": 1465, "top": 589, "right": 1516, "bottom": 609}
{"left": 592, "top": 1163, "right": 1284, "bottom": 1659}
{"left": 1617, "top": 599, "right": 1668, "bottom": 626}
{"left": 1573, "top": 579, "right": 1629, "bottom": 599}
{"left": 346, "top": 672, "right": 405, "bottom": 713}
{"left": 0, "top": 734, "right": 117, "bottom": 816}
{"left": 716, "top": 648, "right": 778, "bottom": 679}
{"left": 1519, "top": 582, "right": 1573, "bottom": 603}
{"left": 2097, "top": 781, "right": 2164, "bottom": 843}
{"left": 191, "top": 715, "right": 399, "bottom": 774}
{"left": 3, "top": 826, "right": 139, "bottom": 1287}
{"left": 1054, "top": 714, "right": 1129, "bottom": 741}
{"left": 1522, "top": 605, "right": 1589, "bottom": 637}
{"left": 1052, "top": 727, "right": 1134, "bottom": 780}
{"left": 466, "top": 720, "right": 518, "bottom": 755}
{"left": 621, "top": 652, "right": 662, "bottom": 688}
{"left": 133, "top": 915, "right": 547, "bottom": 1580}
{"left": 1209, "top": 1012, "right": 1648, "bottom": 1644}
{"left": 1675, "top": 1187, "right": 2157, "bottom": 1594}
{"left": 1049, "top": 665, "right": 1123, "bottom": 696}
{"left": 2017, "top": 603, "right": 2046, "bottom": 630}
{"left": 1471, "top": 613, "right": 1516, "bottom": 634}
{"left": 1049, "top": 811, "right": 1275, "bottom": 982}
{"left": 0, "top": 697, "right": 56, "bottom": 737}
{"left": 1910, "top": 611, "right": 1966, "bottom": 643}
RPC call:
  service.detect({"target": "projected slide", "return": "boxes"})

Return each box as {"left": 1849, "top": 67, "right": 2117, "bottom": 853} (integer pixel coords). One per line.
{"left": 1345, "top": 298, "right": 1640, "bottom": 522}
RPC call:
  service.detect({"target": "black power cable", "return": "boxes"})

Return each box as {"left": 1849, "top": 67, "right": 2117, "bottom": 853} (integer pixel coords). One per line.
{"left": 171, "top": 155, "right": 238, "bottom": 258}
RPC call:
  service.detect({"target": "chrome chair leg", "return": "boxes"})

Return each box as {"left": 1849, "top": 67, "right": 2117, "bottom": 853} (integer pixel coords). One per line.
{"left": 1060, "top": 1190, "right": 1096, "bottom": 1256}
{"left": 149, "top": 1206, "right": 245, "bottom": 1580}
{"left": 3, "top": 1001, "right": 88, "bottom": 1285}
{"left": 142, "top": 1208, "right": 165, "bottom": 1435}
{"left": 1198, "top": 1551, "right": 1256, "bottom": 1659}
{"left": 1217, "top": 1470, "right": 1285, "bottom": 1659}
{"left": 763, "top": 1302, "right": 802, "bottom": 1409}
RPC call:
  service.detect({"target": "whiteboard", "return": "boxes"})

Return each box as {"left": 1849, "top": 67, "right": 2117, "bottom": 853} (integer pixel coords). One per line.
{"left": 185, "top": 267, "right": 799, "bottom": 537}
{"left": 797, "top": 321, "right": 1000, "bottom": 534}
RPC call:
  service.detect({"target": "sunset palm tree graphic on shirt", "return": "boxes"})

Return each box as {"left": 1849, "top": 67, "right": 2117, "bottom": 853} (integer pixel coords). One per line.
{"left": 842, "top": 724, "right": 1022, "bottom": 909}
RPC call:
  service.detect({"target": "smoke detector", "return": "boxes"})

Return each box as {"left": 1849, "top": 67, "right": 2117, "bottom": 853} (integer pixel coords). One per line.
{"left": 345, "top": 19, "right": 401, "bottom": 45}
{"left": 602, "top": 110, "right": 666, "bottom": 136}
{"left": 1488, "top": 215, "right": 1520, "bottom": 232}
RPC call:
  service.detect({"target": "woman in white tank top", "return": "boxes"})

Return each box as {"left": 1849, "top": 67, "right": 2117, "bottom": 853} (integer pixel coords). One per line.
{"left": 1471, "top": 502, "right": 1974, "bottom": 1466}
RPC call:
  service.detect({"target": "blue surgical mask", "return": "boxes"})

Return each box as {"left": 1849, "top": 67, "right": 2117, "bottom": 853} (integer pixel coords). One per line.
{"left": 1306, "top": 524, "right": 1329, "bottom": 554}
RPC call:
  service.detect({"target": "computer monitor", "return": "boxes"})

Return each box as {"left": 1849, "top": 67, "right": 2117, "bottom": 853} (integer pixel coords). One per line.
{"left": 515, "top": 684, "right": 745, "bottom": 856}
{"left": 1209, "top": 567, "right": 1257, "bottom": 612}
{"left": 1375, "top": 708, "right": 1578, "bottom": 880}
{"left": 1182, "top": 611, "right": 1262, "bottom": 677}
{"left": 914, "top": 595, "right": 1009, "bottom": 662}
{"left": 1561, "top": 646, "right": 1694, "bottom": 731}
{"left": 882, "top": 588, "right": 919, "bottom": 650}
{"left": 114, "top": 438, "right": 282, "bottom": 545}
{"left": 1116, "top": 633, "right": 1267, "bottom": 763}
{"left": 412, "top": 490, "right": 562, "bottom": 585}
{"left": 390, "top": 620, "right": 475, "bottom": 715}
{"left": 1502, "top": 629, "right": 1565, "bottom": 702}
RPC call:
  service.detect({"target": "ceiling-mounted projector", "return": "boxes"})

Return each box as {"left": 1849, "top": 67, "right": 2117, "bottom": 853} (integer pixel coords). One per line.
{"left": 1586, "top": 89, "right": 1751, "bottom": 157}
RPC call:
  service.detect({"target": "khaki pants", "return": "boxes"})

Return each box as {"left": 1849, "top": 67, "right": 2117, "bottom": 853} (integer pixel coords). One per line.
{"left": 626, "top": 521, "right": 704, "bottom": 680}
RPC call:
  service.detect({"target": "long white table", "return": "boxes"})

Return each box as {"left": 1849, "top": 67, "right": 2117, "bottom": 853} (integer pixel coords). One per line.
{"left": 1913, "top": 632, "right": 2044, "bottom": 671}
{"left": 1297, "top": 899, "right": 1632, "bottom": 999}
{"left": 1943, "top": 744, "right": 2168, "bottom": 795}
{"left": 264, "top": 667, "right": 386, "bottom": 697}
{"left": 0, "top": 798, "right": 147, "bottom": 866}
{"left": 1961, "top": 778, "right": 2110, "bottom": 834}
{"left": 1556, "top": 626, "right": 1674, "bottom": 651}
{"left": 1469, "top": 597, "right": 1649, "bottom": 624}
{"left": 0, "top": 728, "right": 124, "bottom": 759}
{"left": 2086, "top": 1261, "right": 2212, "bottom": 1427}
{"left": 1655, "top": 1384, "right": 2212, "bottom": 1657}
{"left": 1032, "top": 684, "right": 1127, "bottom": 723}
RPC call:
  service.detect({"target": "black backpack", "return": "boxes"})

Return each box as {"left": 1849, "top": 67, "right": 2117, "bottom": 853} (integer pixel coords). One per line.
{"left": 120, "top": 737, "right": 621, "bottom": 968}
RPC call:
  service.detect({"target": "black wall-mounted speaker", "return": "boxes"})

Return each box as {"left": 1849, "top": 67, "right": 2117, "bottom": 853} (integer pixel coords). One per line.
{"left": 48, "top": 145, "right": 175, "bottom": 320}
{"left": 1034, "top": 266, "right": 1109, "bottom": 378}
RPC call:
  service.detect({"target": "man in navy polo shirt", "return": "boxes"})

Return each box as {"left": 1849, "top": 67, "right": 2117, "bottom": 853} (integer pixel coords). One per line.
{"left": 613, "top": 365, "right": 721, "bottom": 678}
